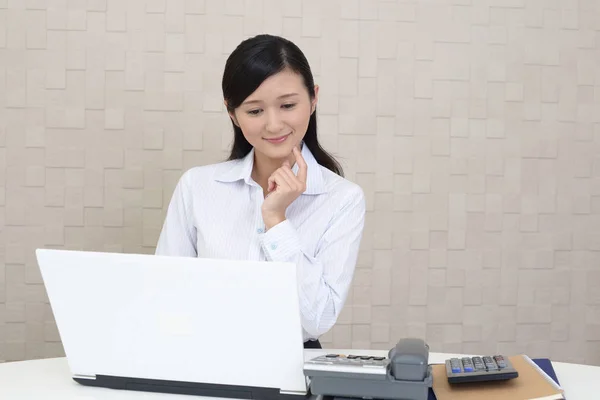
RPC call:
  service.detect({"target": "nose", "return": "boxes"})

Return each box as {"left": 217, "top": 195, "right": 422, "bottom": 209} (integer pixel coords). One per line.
{"left": 265, "top": 108, "right": 284, "bottom": 134}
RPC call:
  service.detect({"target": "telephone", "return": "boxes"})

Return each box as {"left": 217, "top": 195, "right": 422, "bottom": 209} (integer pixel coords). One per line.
{"left": 303, "top": 338, "right": 432, "bottom": 400}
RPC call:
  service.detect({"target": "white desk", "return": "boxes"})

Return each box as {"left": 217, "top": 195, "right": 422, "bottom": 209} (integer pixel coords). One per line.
{"left": 0, "top": 349, "right": 598, "bottom": 399}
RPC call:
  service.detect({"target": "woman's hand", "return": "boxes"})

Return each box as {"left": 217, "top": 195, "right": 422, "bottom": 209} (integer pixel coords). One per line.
{"left": 261, "top": 147, "right": 308, "bottom": 230}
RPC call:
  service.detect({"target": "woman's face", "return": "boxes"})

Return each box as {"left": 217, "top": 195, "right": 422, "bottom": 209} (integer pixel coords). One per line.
{"left": 229, "top": 69, "right": 318, "bottom": 162}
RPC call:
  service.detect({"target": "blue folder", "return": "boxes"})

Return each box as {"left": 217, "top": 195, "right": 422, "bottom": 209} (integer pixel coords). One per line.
{"left": 427, "top": 358, "right": 560, "bottom": 400}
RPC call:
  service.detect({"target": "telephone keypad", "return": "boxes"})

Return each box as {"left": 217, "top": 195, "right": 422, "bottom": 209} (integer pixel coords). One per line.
{"left": 305, "top": 353, "right": 389, "bottom": 374}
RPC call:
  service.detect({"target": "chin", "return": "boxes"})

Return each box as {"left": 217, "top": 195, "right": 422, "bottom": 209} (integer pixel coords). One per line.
{"left": 266, "top": 146, "right": 294, "bottom": 159}
{"left": 256, "top": 144, "right": 294, "bottom": 160}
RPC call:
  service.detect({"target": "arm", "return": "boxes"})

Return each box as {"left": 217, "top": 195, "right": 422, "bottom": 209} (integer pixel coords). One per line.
{"left": 259, "top": 187, "right": 366, "bottom": 338}
{"left": 155, "top": 171, "right": 198, "bottom": 257}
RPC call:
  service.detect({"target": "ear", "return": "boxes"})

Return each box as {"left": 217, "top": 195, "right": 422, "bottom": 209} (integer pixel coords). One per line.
{"left": 225, "top": 101, "right": 240, "bottom": 127}
{"left": 229, "top": 112, "right": 240, "bottom": 127}
{"left": 311, "top": 85, "right": 319, "bottom": 114}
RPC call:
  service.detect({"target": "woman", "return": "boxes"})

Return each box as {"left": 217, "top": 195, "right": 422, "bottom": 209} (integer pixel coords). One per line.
{"left": 156, "top": 34, "right": 366, "bottom": 349}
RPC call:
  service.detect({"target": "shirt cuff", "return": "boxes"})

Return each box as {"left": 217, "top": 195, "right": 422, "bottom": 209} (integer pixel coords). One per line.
{"left": 260, "top": 220, "right": 302, "bottom": 262}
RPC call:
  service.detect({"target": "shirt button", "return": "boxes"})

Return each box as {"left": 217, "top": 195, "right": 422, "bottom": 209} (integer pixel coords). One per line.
{"left": 270, "top": 243, "right": 278, "bottom": 250}
{"left": 257, "top": 228, "right": 264, "bottom": 233}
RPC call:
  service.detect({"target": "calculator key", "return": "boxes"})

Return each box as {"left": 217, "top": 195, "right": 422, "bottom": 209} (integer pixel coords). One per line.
{"left": 493, "top": 355, "right": 506, "bottom": 368}
{"left": 372, "top": 356, "right": 385, "bottom": 361}
{"left": 483, "top": 356, "right": 498, "bottom": 371}
{"left": 325, "top": 354, "right": 339, "bottom": 358}
{"left": 472, "top": 356, "right": 486, "bottom": 371}
{"left": 347, "top": 355, "right": 359, "bottom": 359}
{"left": 449, "top": 358, "right": 461, "bottom": 373}
{"left": 461, "top": 357, "right": 474, "bottom": 372}
{"left": 359, "top": 356, "right": 372, "bottom": 360}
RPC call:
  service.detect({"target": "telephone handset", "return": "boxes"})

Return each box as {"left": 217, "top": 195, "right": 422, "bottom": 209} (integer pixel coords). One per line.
{"left": 303, "top": 338, "right": 432, "bottom": 400}
{"left": 388, "top": 338, "right": 430, "bottom": 382}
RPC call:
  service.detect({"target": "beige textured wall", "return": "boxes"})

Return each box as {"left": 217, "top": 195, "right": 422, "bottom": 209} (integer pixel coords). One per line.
{"left": 1, "top": 0, "right": 599, "bottom": 365}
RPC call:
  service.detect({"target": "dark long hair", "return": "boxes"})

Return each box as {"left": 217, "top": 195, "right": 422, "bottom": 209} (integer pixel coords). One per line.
{"left": 222, "top": 34, "right": 343, "bottom": 176}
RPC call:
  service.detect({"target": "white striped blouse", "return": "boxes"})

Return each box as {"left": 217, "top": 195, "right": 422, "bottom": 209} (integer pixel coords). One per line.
{"left": 155, "top": 144, "right": 366, "bottom": 342}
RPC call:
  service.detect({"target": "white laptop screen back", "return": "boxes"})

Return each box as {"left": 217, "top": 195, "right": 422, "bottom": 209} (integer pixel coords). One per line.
{"left": 36, "top": 249, "right": 307, "bottom": 394}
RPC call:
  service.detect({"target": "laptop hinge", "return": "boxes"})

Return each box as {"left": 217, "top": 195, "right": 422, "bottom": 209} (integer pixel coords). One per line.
{"left": 73, "top": 374, "right": 97, "bottom": 380}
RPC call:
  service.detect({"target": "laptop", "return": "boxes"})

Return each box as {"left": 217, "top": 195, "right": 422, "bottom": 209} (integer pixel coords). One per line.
{"left": 36, "top": 248, "right": 311, "bottom": 399}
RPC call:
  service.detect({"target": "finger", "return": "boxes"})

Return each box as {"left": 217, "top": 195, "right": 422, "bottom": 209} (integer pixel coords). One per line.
{"left": 293, "top": 147, "right": 308, "bottom": 183}
{"left": 267, "top": 170, "right": 291, "bottom": 192}
{"left": 268, "top": 170, "right": 294, "bottom": 193}
{"left": 267, "top": 176, "right": 275, "bottom": 192}
{"left": 267, "top": 174, "right": 278, "bottom": 192}
{"left": 280, "top": 165, "right": 303, "bottom": 191}
{"left": 274, "top": 169, "right": 295, "bottom": 190}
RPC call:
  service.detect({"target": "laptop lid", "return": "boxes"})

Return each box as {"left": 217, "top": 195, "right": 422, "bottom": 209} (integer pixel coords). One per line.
{"left": 36, "top": 248, "right": 308, "bottom": 397}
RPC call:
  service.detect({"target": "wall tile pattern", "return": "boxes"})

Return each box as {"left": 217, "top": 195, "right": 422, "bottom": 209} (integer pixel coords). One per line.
{"left": 0, "top": 0, "right": 599, "bottom": 365}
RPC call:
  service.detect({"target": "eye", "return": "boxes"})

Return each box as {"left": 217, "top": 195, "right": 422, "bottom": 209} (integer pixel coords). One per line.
{"left": 282, "top": 103, "right": 296, "bottom": 110}
{"left": 247, "top": 109, "right": 262, "bottom": 116}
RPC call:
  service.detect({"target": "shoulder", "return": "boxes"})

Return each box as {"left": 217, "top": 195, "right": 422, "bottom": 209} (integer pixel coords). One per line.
{"left": 170, "top": 159, "right": 244, "bottom": 204}
{"left": 165, "top": 159, "right": 246, "bottom": 214}
{"left": 320, "top": 167, "right": 365, "bottom": 210}
{"left": 178, "top": 159, "right": 241, "bottom": 186}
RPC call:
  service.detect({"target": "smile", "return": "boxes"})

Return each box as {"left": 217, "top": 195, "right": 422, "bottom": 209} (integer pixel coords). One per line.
{"left": 264, "top": 134, "right": 290, "bottom": 144}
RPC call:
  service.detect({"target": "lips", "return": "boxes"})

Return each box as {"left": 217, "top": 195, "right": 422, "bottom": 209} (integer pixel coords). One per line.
{"left": 264, "top": 134, "right": 290, "bottom": 144}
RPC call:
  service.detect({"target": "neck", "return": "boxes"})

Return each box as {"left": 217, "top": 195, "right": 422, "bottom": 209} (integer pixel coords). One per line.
{"left": 252, "top": 151, "right": 296, "bottom": 195}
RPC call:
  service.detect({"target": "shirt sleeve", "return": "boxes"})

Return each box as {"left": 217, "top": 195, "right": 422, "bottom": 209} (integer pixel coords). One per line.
{"left": 259, "top": 186, "right": 366, "bottom": 339}
{"left": 155, "top": 171, "right": 198, "bottom": 257}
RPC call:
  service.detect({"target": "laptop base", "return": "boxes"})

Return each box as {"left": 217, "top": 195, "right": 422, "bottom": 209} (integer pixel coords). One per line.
{"left": 74, "top": 375, "right": 310, "bottom": 399}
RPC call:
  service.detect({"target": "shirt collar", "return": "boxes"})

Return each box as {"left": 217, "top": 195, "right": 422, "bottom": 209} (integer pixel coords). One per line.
{"left": 214, "top": 144, "right": 327, "bottom": 195}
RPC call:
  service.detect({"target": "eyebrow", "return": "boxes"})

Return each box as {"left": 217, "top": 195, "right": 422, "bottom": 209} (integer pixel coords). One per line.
{"left": 242, "top": 93, "right": 299, "bottom": 106}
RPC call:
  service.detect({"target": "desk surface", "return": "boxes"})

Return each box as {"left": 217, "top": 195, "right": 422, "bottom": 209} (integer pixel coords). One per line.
{"left": 0, "top": 349, "right": 599, "bottom": 399}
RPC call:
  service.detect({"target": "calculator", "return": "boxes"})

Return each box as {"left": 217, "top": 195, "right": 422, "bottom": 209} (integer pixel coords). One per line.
{"left": 445, "top": 355, "right": 519, "bottom": 383}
